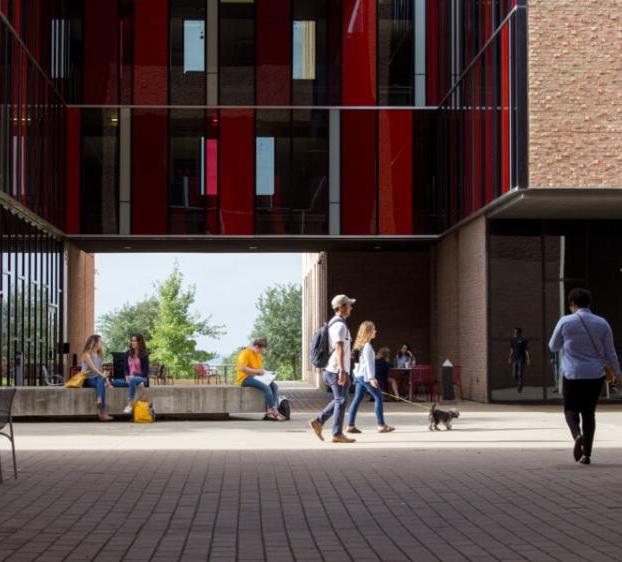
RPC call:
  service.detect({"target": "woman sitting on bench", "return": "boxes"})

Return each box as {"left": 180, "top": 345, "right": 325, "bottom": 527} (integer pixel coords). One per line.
{"left": 82, "top": 335, "right": 114, "bottom": 422}
{"left": 112, "top": 333, "right": 150, "bottom": 414}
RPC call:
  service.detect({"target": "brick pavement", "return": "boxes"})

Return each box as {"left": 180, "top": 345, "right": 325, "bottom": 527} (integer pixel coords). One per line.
{"left": 1, "top": 387, "right": 622, "bottom": 561}
{"left": 2, "top": 448, "right": 622, "bottom": 562}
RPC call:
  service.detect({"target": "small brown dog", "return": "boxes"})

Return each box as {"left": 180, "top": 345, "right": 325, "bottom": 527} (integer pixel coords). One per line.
{"left": 428, "top": 403, "right": 460, "bottom": 431}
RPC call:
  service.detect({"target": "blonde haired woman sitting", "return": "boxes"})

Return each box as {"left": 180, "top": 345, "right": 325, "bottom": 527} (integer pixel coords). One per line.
{"left": 346, "top": 321, "right": 395, "bottom": 434}
{"left": 81, "top": 334, "right": 114, "bottom": 422}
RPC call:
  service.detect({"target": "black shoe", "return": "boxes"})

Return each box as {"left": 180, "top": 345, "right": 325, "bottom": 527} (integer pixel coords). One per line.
{"left": 579, "top": 455, "right": 591, "bottom": 465}
{"left": 573, "top": 435, "right": 585, "bottom": 462}
{"left": 517, "top": 385, "right": 523, "bottom": 393}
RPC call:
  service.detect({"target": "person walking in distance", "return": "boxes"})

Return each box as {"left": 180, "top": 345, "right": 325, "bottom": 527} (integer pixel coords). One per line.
{"left": 508, "top": 328, "right": 530, "bottom": 393}
{"left": 549, "top": 288, "right": 620, "bottom": 465}
{"left": 309, "top": 294, "right": 356, "bottom": 443}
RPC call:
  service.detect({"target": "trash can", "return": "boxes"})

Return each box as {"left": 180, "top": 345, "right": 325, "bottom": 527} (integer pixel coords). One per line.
{"left": 441, "top": 359, "right": 455, "bottom": 401}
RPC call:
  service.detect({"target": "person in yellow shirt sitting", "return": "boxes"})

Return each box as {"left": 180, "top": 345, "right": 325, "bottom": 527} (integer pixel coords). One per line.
{"left": 237, "top": 337, "right": 286, "bottom": 421}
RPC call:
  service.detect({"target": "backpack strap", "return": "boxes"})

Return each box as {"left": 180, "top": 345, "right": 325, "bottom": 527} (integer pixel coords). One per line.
{"left": 328, "top": 317, "right": 346, "bottom": 328}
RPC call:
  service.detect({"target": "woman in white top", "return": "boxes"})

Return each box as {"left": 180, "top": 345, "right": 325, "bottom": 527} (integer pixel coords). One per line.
{"left": 346, "top": 321, "right": 395, "bottom": 434}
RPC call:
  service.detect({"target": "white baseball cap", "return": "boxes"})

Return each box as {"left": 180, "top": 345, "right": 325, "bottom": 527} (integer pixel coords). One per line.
{"left": 331, "top": 294, "right": 356, "bottom": 309}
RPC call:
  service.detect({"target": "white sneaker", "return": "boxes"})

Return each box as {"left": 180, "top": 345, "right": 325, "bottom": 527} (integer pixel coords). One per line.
{"left": 123, "top": 406, "right": 133, "bottom": 414}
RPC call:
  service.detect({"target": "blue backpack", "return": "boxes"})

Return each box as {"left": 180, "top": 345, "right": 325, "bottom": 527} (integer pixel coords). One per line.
{"left": 309, "top": 317, "right": 345, "bottom": 368}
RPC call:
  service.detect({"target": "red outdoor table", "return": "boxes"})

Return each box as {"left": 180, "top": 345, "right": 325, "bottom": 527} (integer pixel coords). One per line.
{"left": 388, "top": 368, "right": 412, "bottom": 400}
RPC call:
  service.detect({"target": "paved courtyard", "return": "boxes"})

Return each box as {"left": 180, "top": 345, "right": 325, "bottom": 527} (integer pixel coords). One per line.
{"left": 1, "top": 385, "right": 622, "bottom": 561}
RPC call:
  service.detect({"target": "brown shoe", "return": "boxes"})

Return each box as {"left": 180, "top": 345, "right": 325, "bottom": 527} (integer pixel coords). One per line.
{"left": 346, "top": 426, "right": 362, "bottom": 434}
{"left": 308, "top": 419, "right": 324, "bottom": 441}
{"left": 98, "top": 413, "right": 114, "bottom": 422}
{"left": 332, "top": 434, "right": 356, "bottom": 444}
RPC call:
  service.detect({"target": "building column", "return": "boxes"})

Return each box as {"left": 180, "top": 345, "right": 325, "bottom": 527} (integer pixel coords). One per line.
{"left": 302, "top": 252, "right": 328, "bottom": 386}
{"left": 431, "top": 215, "right": 488, "bottom": 402}
{"left": 66, "top": 243, "right": 95, "bottom": 370}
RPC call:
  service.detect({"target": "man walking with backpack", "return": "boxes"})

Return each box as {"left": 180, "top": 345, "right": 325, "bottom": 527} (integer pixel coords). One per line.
{"left": 308, "top": 294, "right": 356, "bottom": 443}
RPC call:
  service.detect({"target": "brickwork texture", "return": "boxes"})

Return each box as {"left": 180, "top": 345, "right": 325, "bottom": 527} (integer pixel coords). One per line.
{"left": 529, "top": 0, "right": 622, "bottom": 187}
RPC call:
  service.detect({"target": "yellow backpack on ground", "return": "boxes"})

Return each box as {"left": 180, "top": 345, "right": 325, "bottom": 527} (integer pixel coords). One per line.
{"left": 133, "top": 400, "right": 155, "bottom": 423}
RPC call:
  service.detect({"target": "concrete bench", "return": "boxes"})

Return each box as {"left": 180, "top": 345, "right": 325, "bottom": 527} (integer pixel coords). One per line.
{"left": 11, "top": 385, "right": 266, "bottom": 419}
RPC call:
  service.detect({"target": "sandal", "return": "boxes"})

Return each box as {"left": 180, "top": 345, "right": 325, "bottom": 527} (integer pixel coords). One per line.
{"left": 378, "top": 425, "right": 395, "bottom": 433}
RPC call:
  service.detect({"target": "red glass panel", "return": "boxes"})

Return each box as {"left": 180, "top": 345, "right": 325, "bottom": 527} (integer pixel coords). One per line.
{"left": 501, "top": 25, "right": 510, "bottom": 192}
{"left": 133, "top": 0, "right": 168, "bottom": 105}
{"left": 132, "top": 110, "right": 168, "bottom": 234}
{"left": 257, "top": 0, "right": 291, "bottom": 106}
{"left": 341, "top": 110, "right": 377, "bottom": 234}
{"left": 379, "top": 110, "right": 412, "bottom": 235}
{"left": 342, "top": 0, "right": 376, "bottom": 105}
{"left": 65, "top": 108, "right": 80, "bottom": 234}
{"left": 425, "top": 0, "right": 438, "bottom": 105}
{"left": 83, "top": 0, "right": 118, "bottom": 104}
{"left": 219, "top": 110, "right": 254, "bottom": 234}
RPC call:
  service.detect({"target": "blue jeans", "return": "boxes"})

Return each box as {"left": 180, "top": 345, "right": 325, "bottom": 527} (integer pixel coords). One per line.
{"left": 317, "top": 370, "right": 350, "bottom": 436}
{"left": 242, "top": 376, "right": 279, "bottom": 409}
{"left": 512, "top": 361, "right": 525, "bottom": 384}
{"left": 85, "top": 375, "right": 107, "bottom": 410}
{"left": 348, "top": 378, "right": 385, "bottom": 427}
{"left": 112, "top": 376, "right": 147, "bottom": 401}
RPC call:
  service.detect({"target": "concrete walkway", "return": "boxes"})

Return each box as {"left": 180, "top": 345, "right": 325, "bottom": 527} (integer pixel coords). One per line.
{"left": 1, "top": 384, "right": 622, "bottom": 561}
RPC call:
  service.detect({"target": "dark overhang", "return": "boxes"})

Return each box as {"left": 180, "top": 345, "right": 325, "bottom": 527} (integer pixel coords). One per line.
{"left": 487, "top": 188, "right": 622, "bottom": 220}
{"left": 67, "top": 235, "right": 438, "bottom": 253}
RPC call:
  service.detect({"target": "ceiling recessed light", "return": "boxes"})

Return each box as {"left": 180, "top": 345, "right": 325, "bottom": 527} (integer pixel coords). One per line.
{"left": 123, "top": 246, "right": 132, "bottom": 250}
{"left": 249, "top": 246, "right": 258, "bottom": 250}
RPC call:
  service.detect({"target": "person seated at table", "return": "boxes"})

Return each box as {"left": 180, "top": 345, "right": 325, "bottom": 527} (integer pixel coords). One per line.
{"left": 81, "top": 334, "right": 113, "bottom": 422}
{"left": 111, "top": 333, "right": 150, "bottom": 414}
{"left": 395, "top": 343, "right": 415, "bottom": 368}
{"left": 236, "top": 337, "right": 286, "bottom": 421}
{"left": 375, "top": 347, "right": 400, "bottom": 399}
{"left": 346, "top": 321, "right": 395, "bottom": 434}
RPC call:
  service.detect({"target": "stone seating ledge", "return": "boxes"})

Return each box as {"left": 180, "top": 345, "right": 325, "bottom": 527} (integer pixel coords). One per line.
{"left": 10, "top": 385, "right": 266, "bottom": 419}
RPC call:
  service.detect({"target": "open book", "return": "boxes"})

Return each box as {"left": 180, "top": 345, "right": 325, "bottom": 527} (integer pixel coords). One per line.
{"left": 254, "top": 371, "right": 277, "bottom": 385}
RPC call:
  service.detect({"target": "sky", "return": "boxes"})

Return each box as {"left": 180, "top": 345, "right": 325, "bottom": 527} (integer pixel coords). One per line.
{"left": 94, "top": 253, "right": 302, "bottom": 361}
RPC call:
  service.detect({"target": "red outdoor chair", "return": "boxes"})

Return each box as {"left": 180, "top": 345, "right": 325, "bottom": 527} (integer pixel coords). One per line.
{"left": 411, "top": 365, "right": 437, "bottom": 402}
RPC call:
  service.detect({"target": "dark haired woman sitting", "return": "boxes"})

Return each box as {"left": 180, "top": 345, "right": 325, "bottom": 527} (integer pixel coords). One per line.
{"left": 112, "top": 333, "right": 150, "bottom": 414}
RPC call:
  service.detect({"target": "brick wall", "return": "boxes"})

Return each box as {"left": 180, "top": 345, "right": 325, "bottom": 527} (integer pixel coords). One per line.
{"left": 432, "top": 217, "right": 488, "bottom": 402}
{"left": 529, "top": 0, "right": 622, "bottom": 187}
{"left": 67, "top": 243, "right": 95, "bottom": 369}
{"left": 326, "top": 251, "right": 431, "bottom": 365}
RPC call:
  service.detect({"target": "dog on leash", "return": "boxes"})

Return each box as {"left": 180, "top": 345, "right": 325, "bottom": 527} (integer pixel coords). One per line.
{"left": 428, "top": 403, "right": 460, "bottom": 431}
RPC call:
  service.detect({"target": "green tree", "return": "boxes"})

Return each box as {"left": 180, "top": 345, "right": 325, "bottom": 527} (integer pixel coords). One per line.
{"left": 97, "top": 296, "right": 160, "bottom": 359}
{"left": 150, "top": 264, "right": 224, "bottom": 378}
{"left": 250, "top": 283, "right": 302, "bottom": 380}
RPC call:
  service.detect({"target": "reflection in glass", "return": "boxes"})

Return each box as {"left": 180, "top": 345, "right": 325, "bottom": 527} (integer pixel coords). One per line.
{"left": 170, "top": 0, "right": 206, "bottom": 104}
{"left": 184, "top": 20, "right": 205, "bottom": 72}
{"left": 293, "top": 21, "right": 316, "bottom": 80}
{"left": 256, "top": 137, "right": 275, "bottom": 196}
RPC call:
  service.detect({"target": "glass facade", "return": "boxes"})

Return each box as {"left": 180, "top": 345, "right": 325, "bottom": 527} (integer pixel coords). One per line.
{"left": 52, "top": 0, "right": 526, "bottom": 237}
{"left": 0, "top": 207, "right": 64, "bottom": 386}
{"left": 0, "top": 14, "right": 66, "bottom": 230}
{"left": 489, "top": 220, "right": 622, "bottom": 403}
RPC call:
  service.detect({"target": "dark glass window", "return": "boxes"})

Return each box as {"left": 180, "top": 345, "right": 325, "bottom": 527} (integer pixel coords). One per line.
{"left": 292, "top": 0, "right": 329, "bottom": 105}
{"left": 219, "top": 0, "right": 255, "bottom": 105}
{"left": 169, "top": 109, "right": 206, "bottom": 234}
{"left": 255, "top": 110, "right": 328, "bottom": 235}
{"left": 170, "top": 0, "right": 206, "bottom": 104}
{"left": 378, "top": 0, "right": 414, "bottom": 105}
{"left": 81, "top": 109, "right": 119, "bottom": 234}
